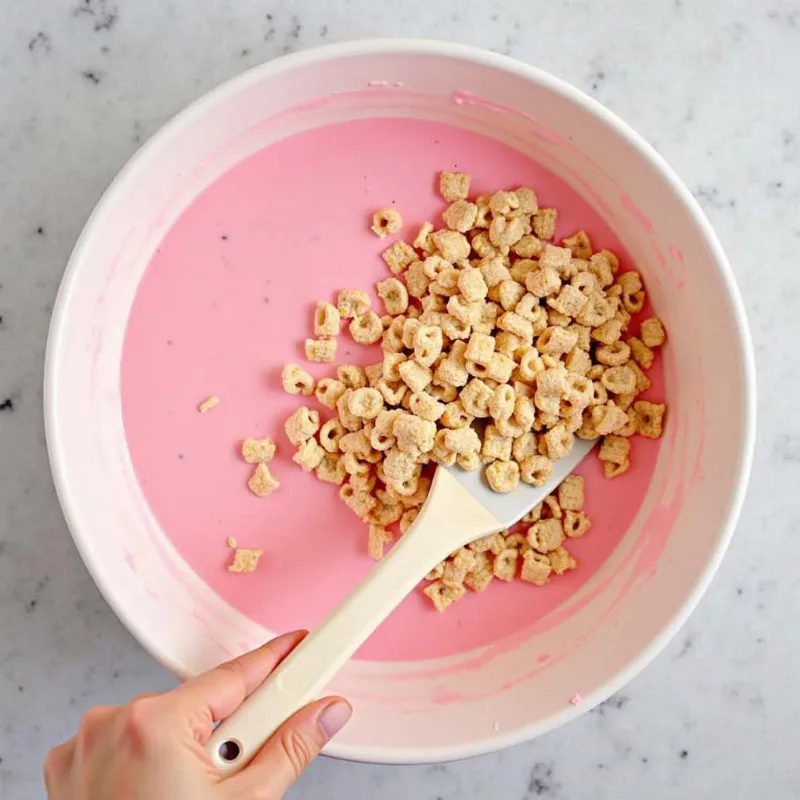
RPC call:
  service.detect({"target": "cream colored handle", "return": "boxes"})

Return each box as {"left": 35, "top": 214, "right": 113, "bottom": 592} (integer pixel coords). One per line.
{"left": 206, "top": 468, "right": 502, "bottom": 776}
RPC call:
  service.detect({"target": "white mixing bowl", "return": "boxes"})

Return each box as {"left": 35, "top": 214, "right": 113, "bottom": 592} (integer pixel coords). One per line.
{"left": 45, "top": 40, "right": 755, "bottom": 763}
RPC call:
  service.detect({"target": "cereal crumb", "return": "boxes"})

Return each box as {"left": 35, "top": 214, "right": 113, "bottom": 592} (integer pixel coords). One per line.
{"left": 248, "top": 463, "right": 280, "bottom": 497}
{"left": 228, "top": 547, "right": 263, "bottom": 573}
{"left": 198, "top": 396, "right": 219, "bottom": 413}
{"left": 226, "top": 537, "right": 237, "bottom": 548}
{"left": 371, "top": 208, "right": 403, "bottom": 238}
{"left": 569, "top": 692, "right": 583, "bottom": 706}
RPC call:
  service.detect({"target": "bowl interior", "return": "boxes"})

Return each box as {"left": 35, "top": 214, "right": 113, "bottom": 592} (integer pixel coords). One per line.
{"left": 46, "top": 42, "right": 753, "bottom": 763}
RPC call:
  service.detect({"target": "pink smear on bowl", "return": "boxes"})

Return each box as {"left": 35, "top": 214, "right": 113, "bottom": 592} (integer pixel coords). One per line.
{"left": 121, "top": 118, "right": 664, "bottom": 662}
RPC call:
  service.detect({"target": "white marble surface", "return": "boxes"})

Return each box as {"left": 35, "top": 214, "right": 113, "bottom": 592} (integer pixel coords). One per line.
{"left": 1, "top": 0, "right": 798, "bottom": 797}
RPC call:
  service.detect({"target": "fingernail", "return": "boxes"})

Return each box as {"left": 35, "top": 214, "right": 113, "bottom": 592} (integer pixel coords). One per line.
{"left": 319, "top": 701, "right": 352, "bottom": 740}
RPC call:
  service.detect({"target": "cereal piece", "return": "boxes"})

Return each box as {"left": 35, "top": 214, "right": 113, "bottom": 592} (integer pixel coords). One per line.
{"left": 563, "top": 510, "right": 591, "bottom": 538}
{"left": 497, "top": 311, "right": 533, "bottom": 342}
{"left": 592, "top": 317, "right": 624, "bottom": 346}
{"left": 547, "top": 285, "right": 588, "bottom": 318}
{"left": 339, "top": 429, "right": 372, "bottom": 457}
{"left": 537, "top": 326, "right": 578, "bottom": 356}
{"left": 409, "top": 391, "right": 446, "bottom": 422}
{"left": 399, "top": 507, "right": 420, "bottom": 534}
{"left": 521, "top": 550, "right": 552, "bottom": 585}
{"left": 413, "top": 325, "right": 444, "bottom": 368}
{"left": 248, "top": 462, "right": 280, "bottom": 498}
{"left": 315, "top": 452, "right": 347, "bottom": 484}
{"left": 549, "top": 546, "right": 577, "bottom": 575}
{"left": 528, "top": 518, "right": 564, "bottom": 553}
{"left": 482, "top": 424, "right": 513, "bottom": 461}
{"left": 557, "top": 475, "right": 585, "bottom": 511}
{"left": 618, "top": 271, "right": 645, "bottom": 313}
{"left": 376, "top": 277, "right": 409, "bottom": 316}
{"left": 440, "top": 400, "right": 473, "bottom": 429}
{"left": 628, "top": 336, "right": 655, "bottom": 370}
{"left": 284, "top": 406, "right": 320, "bottom": 445}
{"left": 458, "top": 267, "right": 489, "bottom": 302}
{"left": 377, "top": 379, "right": 407, "bottom": 406}
{"left": 561, "top": 230, "right": 593, "bottom": 259}
{"left": 315, "top": 377, "right": 346, "bottom": 409}
{"left": 525, "top": 265, "right": 561, "bottom": 298}
{"left": 413, "top": 221, "right": 435, "bottom": 253}
{"left": 493, "top": 548, "right": 519, "bottom": 582}
{"left": 424, "top": 580, "right": 466, "bottom": 612}
{"left": 349, "top": 311, "right": 384, "bottom": 344}
{"left": 504, "top": 532, "right": 531, "bottom": 553}
{"left": 627, "top": 360, "right": 652, "bottom": 393}
{"left": 486, "top": 460, "right": 520, "bottom": 493}
{"left": 591, "top": 403, "right": 629, "bottom": 436}
{"left": 228, "top": 548, "right": 263, "bottom": 574}
{"left": 479, "top": 255, "right": 512, "bottom": 288}
{"left": 541, "top": 495, "right": 563, "bottom": 520}
{"left": 490, "top": 384, "right": 516, "bottom": 421}
{"left": 576, "top": 293, "right": 615, "bottom": 327}
{"left": 603, "top": 459, "right": 631, "bottom": 479}
{"left": 596, "top": 341, "right": 631, "bottom": 367}
{"left": 465, "top": 332, "right": 495, "bottom": 366}
{"left": 337, "top": 289, "right": 371, "bottom": 319}
{"left": 542, "top": 424, "right": 574, "bottom": 460}
{"left": 496, "top": 279, "right": 526, "bottom": 311}
{"left": 241, "top": 437, "right": 276, "bottom": 464}
{"left": 319, "top": 419, "right": 346, "bottom": 453}
{"left": 457, "top": 452, "right": 481, "bottom": 471}
{"left": 599, "top": 435, "right": 631, "bottom": 465}
{"left": 489, "top": 190, "right": 520, "bottom": 217}
{"left": 447, "top": 295, "right": 483, "bottom": 326}
{"left": 381, "top": 240, "right": 418, "bottom": 275}
{"left": 641, "top": 317, "right": 666, "bottom": 348}
{"left": 397, "top": 359, "right": 432, "bottom": 394}
{"left": 489, "top": 215, "right": 525, "bottom": 251}
{"left": 469, "top": 532, "right": 506, "bottom": 555}
{"left": 513, "top": 432, "right": 539, "bottom": 463}
{"left": 349, "top": 387, "right": 384, "bottom": 419}
{"left": 305, "top": 337, "right": 337, "bottom": 363}
{"left": 394, "top": 414, "right": 436, "bottom": 455}
{"left": 442, "top": 548, "right": 476, "bottom": 587}
{"left": 515, "top": 186, "right": 539, "bottom": 214}
{"left": 406, "top": 260, "right": 431, "bottom": 298}
{"left": 281, "top": 363, "right": 315, "bottom": 396}
{"left": 601, "top": 365, "right": 637, "bottom": 395}
{"left": 513, "top": 234, "right": 544, "bottom": 258}
{"left": 443, "top": 199, "right": 479, "bottom": 232}
{"left": 533, "top": 208, "right": 558, "bottom": 240}
{"left": 443, "top": 426, "right": 481, "bottom": 455}
{"left": 365, "top": 525, "right": 393, "bottom": 560}
{"left": 198, "top": 395, "right": 220, "bottom": 413}
{"left": 314, "top": 301, "right": 341, "bottom": 338}
{"left": 292, "top": 438, "right": 325, "bottom": 473}
{"left": 460, "top": 378, "right": 493, "bottom": 418}
{"left": 371, "top": 208, "right": 403, "bottom": 238}
{"left": 432, "top": 229, "right": 471, "bottom": 262}
{"left": 634, "top": 400, "right": 667, "bottom": 438}
{"left": 464, "top": 551, "right": 494, "bottom": 592}
{"left": 439, "top": 171, "right": 471, "bottom": 202}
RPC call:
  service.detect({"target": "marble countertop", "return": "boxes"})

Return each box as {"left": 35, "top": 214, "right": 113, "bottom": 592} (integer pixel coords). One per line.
{"left": 1, "top": 1, "right": 798, "bottom": 797}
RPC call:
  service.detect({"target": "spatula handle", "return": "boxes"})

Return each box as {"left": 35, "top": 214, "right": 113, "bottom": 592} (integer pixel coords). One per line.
{"left": 206, "top": 468, "right": 502, "bottom": 776}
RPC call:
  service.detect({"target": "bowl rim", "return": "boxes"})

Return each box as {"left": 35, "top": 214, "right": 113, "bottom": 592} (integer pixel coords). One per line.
{"left": 44, "top": 37, "right": 756, "bottom": 765}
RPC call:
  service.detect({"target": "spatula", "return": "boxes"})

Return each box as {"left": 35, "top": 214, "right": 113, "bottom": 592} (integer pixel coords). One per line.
{"left": 207, "top": 438, "right": 595, "bottom": 774}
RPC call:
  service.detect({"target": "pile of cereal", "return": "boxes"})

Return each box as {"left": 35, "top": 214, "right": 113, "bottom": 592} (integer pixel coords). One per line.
{"left": 274, "top": 172, "right": 666, "bottom": 610}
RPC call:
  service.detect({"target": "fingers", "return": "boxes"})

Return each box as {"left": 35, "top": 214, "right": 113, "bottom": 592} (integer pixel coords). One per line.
{"left": 226, "top": 697, "right": 352, "bottom": 800}
{"left": 44, "top": 740, "right": 75, "bottom": 796}
{"left": 166, "top": 631, "right": 307, "bottom": 742}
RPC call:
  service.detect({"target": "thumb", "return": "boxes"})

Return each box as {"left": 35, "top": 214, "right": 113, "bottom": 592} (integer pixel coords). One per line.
{"left": 225, "top": 697, "right": 352, "bottom": 799}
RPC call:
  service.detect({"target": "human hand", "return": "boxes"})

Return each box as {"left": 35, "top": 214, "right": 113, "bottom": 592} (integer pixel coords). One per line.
{"left": 44, "top": 631, "right": 352, "bottom": 799}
